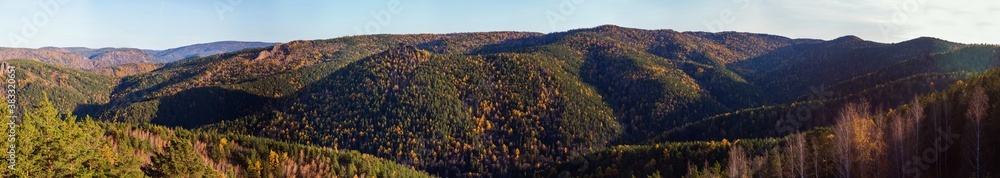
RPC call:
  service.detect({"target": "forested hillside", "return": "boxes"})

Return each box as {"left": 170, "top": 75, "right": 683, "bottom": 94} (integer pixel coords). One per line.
{"left": 548, "top": 67, "right": 1000, "bottom": 177}
{"left": 87, "top": 62, "right": 163, "bottom": 77}
{"left": 1, "top": 59, "right": 116, "bottom": 115}
{"left": 653, "top": 44, "right": 999, "bottom": 142}
{"left": 6, "top": 25, "right": 1000, "bottom": 177}
{"left": 96, "top": 26, "right": 819, "bottom": 176}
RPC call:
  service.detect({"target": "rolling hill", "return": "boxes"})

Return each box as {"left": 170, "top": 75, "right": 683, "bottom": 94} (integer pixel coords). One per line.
{"left": 16, "top": 25, "right": 997, "bottom": 177}
{"left": 2, "top": 42, "right": 275, "bottom": 71}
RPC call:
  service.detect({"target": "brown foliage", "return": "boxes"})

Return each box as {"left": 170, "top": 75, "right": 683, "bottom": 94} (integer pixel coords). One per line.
{"left": 832, "top": 101, "right": 890, "bottom": 177}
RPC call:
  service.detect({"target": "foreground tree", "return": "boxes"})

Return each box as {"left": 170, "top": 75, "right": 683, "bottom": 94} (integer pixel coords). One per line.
{"left": 785, "top": 133, "right": 807, "bottom": 178}
{"left": 1, "top": 93, "right": 142, "bottom": 177}
{"left": 964, "top": 86, "right": 989, "bottom": 178}
{"left": 832, "top": 101, "right": 888, "bottom": 177}
{"left": 832, "top": 103, "right": 860, "bottom": 178}
{"left": 727, "top": 145, "right": 751, "bottom": 178}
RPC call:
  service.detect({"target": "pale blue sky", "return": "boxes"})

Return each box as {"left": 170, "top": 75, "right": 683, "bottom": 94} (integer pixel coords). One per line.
{"left": 1, "top": 0, "right": 997, "bottom": 49}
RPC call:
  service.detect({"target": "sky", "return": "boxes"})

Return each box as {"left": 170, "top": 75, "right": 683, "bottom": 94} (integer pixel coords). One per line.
{"left": 0, "top": 0, "right": 997, "bottom": 50}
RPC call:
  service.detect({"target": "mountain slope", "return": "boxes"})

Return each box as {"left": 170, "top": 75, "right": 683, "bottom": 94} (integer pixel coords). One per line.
{"left": 1, "top": 59, "right": 116, "bottom": 115}
{"left": 101, "top": 32, "right": 542, "bottom": 123}
{"left": 87, "top": 62, "right": 162, "bottom": 77}
{"left": 730, "top": 36, "right": 966, "bottom": 103}
{"left": 274, "top": 45, "right": 621, "bottom": 176}
{"left": 550, "top": 66, "right": 1000, "bottom": 177}
{"left": 656, "top": 44, "right": 999, "bottom": 142}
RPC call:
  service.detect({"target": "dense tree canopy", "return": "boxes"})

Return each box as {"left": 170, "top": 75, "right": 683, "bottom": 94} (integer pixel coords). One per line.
{"left": 3, "top": 25, "right": 999, "bottom": 177}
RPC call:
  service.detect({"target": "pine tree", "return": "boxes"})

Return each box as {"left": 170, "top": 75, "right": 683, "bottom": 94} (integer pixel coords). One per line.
{"left": 19, "top": 93, "right": 71, "bottom": 177}
{"left": 142, "top": 139, "right": 209, "bottom": 177}
{"left": 6, "top": 93, "right": 142, "bottom": 176}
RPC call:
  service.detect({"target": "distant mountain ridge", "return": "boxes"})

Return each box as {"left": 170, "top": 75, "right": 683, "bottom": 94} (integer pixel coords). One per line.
{"left": 0, "top": 47, "right": 94, "bottom": 68}
{"left": 146, "top": 41, "right": 277, "bottom": 63}
{"left": 1, "top": 41, "right": 276, "bottom": 70}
